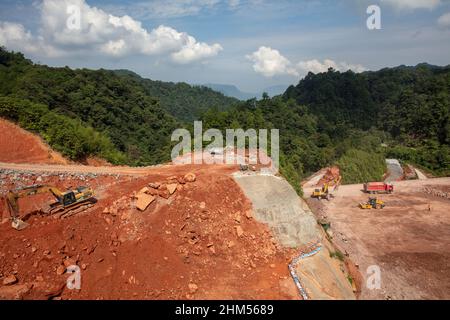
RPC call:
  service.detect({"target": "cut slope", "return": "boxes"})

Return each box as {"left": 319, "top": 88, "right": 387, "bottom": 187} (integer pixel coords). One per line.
{"left": 0, "top": 118, "right": 67, "bottom": 164}
{"left": 233, "top": 173, "right": 320, "bottom": 247}
{"left": 234, "top": 172, "right": 355, "bottom": 300}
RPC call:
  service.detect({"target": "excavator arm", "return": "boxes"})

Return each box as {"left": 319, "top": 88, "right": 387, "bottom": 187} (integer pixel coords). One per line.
{"left": 5, "top": 185, "right": 67, "bottom": 230}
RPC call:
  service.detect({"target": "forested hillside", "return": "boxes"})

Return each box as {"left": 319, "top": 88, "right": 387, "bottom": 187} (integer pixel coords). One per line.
{"left": 114, "top": 70, "right": 238, "bottom": 121}
{"left": 284, "top": 66, "right": 450, "bottom": 176}
{"left": 1, "top": 47, "right": 448, "bottom": 192}
{"left": 201, "top": 97, "right": 389, "bottom": 191}
{"left": 0, "top": 48, "right": 235, "bottom": 165}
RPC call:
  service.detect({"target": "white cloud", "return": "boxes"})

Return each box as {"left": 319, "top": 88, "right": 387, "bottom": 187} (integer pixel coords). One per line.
{"left": 228, "top": 0, "right": 241, "bottom": 8}
{"left": 0, "top": 21, "right": 62, "bottom": 57}
{"left": 0, "top": 0, "right": 222, "bottom": 64}
{"left": 171, "top": 36, "right": 223, "bottom": 64}
{"left": 246, "top": 47, "right": 365, "bottom": 78}
{"left": 438, "top": 12, "right": 450, "bottom": 28}
{"left": 380, "top": 0, "right": 441, "bottom": 10}
{"left": 246, "top": 46, "right": 299, "bottom": 77}
{"left": 297, "top": 59, "right": 366, "bottom": 74}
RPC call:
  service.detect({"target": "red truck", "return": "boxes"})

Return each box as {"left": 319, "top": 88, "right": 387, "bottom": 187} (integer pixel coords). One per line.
{"left": 363, "top": 182, "right": 394, "bottom": 194}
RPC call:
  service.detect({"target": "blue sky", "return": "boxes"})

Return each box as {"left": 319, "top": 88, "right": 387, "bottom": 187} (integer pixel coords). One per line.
{"left": 0, "top": 0, "right": 449, "bottom": 92}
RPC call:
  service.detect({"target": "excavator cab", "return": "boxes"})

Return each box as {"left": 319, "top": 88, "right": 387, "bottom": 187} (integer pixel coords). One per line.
{"left": 62, "top": 191, "right": 76, "bottom": 206}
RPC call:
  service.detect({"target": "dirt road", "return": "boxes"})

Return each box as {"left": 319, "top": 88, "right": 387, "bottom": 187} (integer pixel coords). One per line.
{"left": 0, "top": 161, "right": 245, "bottom": 177}
{"left": 0, "top": 161, "right": 169, "bottom": 176}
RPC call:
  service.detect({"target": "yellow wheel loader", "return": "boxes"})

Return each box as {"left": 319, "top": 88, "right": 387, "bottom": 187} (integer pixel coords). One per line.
{"left": 4, "top": 184, "right": 96, "bottom": 230}
{"left": 359, "top": 197, "right": 385, "bottom": 209}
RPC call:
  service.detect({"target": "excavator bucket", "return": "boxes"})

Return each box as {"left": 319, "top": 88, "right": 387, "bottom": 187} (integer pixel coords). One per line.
{"left": 11, "top": 218, "right": 29, "bottom": 231}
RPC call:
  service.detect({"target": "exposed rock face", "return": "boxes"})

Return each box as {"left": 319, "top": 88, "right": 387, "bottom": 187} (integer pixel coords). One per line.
{"left": 233, "top": 174, "right": 320, "bottom": 247}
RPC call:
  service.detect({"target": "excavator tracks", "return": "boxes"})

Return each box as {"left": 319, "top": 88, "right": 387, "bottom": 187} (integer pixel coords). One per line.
{"left": 49, "top": 200, "right": 96, "bottom": 219}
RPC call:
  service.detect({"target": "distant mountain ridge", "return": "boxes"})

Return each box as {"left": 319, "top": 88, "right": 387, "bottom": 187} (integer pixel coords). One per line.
{"left": 203, "top": 83, "right": 289, "bottom": 100}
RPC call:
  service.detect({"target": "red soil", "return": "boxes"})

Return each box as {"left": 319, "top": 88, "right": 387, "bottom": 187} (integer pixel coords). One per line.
{"left": 0, "top": 119, "right": 299, "bottom": 300}
{"left": 317, "top": 166, "right": 341, "bottom": 186}
{"left": 0, "top": 119, "right": 68, "bottom": 165}
{"left": 0, "top": 163, "right": 297, "bottom": 300}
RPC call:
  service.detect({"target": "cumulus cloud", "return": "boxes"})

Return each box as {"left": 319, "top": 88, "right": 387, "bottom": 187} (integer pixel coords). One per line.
{"left": 0, "top": 0, "right": 222, "bottom": 63}
{"left": 380, "top": 0, "right": 441, "bottom": 10}
{"left": 438, "top": 12, "right": 450, "bottom": 28}
{"left": 0, "top": 21, "right": 63, "bottom": 57}
{"left": 247, "top": 47, "right": 365, "bottom": 78}
{"left": 246, "top": 46, "right": 299, "bottom": 77}
{"left": 171, "top": 36, "right": 223, "bottom": 64}
{"left": 297, "top": 59, "right": 366, "bottom": 74}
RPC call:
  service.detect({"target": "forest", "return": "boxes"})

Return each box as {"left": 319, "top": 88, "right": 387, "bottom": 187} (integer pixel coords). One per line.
{"left": 1, "top": 47, "right": 448, "bottom": 192}
{"left": 284, "top": 65, "right": 449, "bottom": 177}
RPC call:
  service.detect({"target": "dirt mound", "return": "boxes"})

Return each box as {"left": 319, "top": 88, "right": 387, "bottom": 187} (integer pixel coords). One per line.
{"left": 0, "top": 164, "right": 297, "bottom": 300}
{"left": 317, "top": 166, "right": 340, "bottom": 186}
{"left": 0, "top": 118, "right": 68, "bottom": 165}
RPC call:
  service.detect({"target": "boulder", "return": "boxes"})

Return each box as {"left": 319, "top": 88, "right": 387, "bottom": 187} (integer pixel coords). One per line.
{"left": 56, "top": 265, "right": 66, "bottom": 275}
{"left": 184, "top": 173, "right": 196, "bottom": 182}
{"left": 2, "top": 274, "right": 17, "bottom": 285}
{"left": 167, "top": 184, "right": 177, "bottom": 195}
{"left": 139, "top": 187, "right": 150, "bottom": 194}
{"left": 136, "top": 194, "right": 155, "bottom": 211}
{"left": 63, "top": 258, "right": 77, "bottom": 268}
{"left": 148, "top": 182, "right": 161, "bottom": 189}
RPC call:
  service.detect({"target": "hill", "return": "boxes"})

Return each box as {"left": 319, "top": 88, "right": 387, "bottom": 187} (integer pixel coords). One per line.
{"left": 0, "top": 118, "right": 67, "bottom": 165}
{"left": 0, "top": 48, "right": 182, "bottom": 165}
{"left": 203, "top": 83, "right": 257, "bottom": 100}
{"left": 204, "top": 83, "right": 289, "bottom": 100}
{"left": 283, "top": 65, "right": 450, "bottom": 176}
{"left": 1, "top": 47, "right": 448, "bottom": 190}
{"left": 114, "top": 71, "right": 238, "bottom": 122}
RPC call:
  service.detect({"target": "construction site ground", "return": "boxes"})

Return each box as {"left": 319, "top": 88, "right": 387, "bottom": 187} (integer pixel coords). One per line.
{"left": 304, "top": 177, "right": 450, "bottom": 299}
{"left": 0, "top": 118, "right": 360, "bottom": 300}
{"left": 0, "top": 163, "right": 307, "bottom": 300}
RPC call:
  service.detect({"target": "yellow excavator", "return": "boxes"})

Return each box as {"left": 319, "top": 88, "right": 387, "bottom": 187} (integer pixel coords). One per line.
{"left": 311, "top": 176, "right": 342, "bottom": 201}
{"left": 311, "top": 183, "right": 331, "bottom": 200}
{"left": 4, "top": 184, "right": 96, "bottom": 230}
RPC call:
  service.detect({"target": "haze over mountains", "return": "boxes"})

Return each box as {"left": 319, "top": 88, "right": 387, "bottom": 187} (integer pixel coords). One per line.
{"left": 203, "top": 83, "right": 289, "bottom": 100}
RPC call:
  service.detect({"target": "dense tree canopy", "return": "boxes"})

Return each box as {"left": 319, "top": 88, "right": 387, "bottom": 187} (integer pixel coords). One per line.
{"left": 0, "top": 47, "right": 238, "bottom": 165}
{"left": 284, "top": 66, "right": 450, "bottom": 176}
{"left": 0, "top": 47, "right": 448, "bottom": 192}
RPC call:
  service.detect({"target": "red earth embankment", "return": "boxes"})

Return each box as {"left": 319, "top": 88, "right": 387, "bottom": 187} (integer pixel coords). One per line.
{"left": 0, "top": 118, "right": 68, "bottom": 165}
{"left": 0, "top": 164, "right": 297, "bottom": 300}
